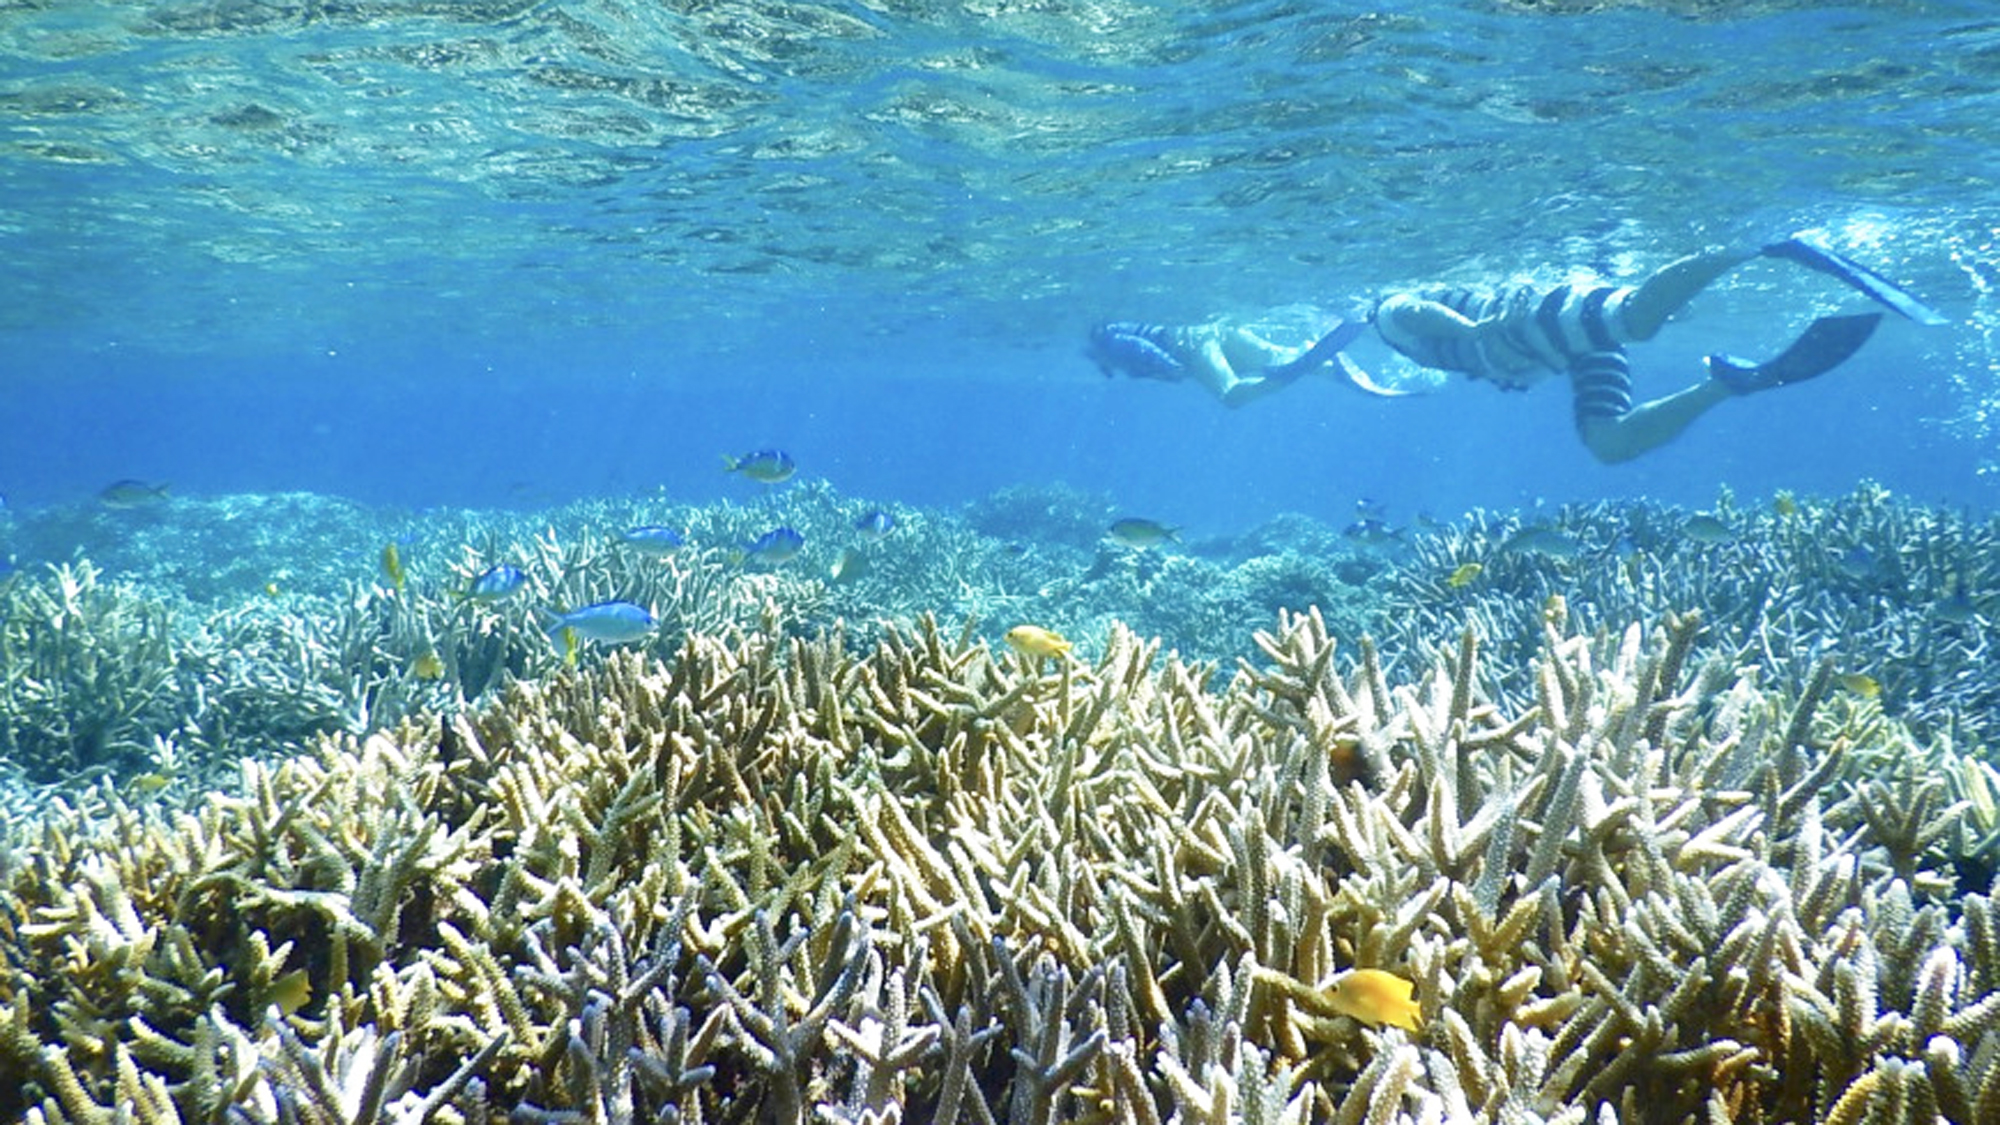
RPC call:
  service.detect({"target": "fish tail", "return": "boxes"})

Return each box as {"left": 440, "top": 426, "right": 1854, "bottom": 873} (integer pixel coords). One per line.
{"left": 537, "top": 609, "right": 567, "bottom": 647}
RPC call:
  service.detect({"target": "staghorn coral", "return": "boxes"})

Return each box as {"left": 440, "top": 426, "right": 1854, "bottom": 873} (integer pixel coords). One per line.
{"left": 0, "top": 602, "right": 1993, "bottom": 1123}
{"left": 0, "top": 504, "right": 846, "bottom": 800}
{"left": 1375, "top": 482, "right": 2000, "bottom": 750}
{"left": 0, "top": 561, "right": 180, "bottom": 785}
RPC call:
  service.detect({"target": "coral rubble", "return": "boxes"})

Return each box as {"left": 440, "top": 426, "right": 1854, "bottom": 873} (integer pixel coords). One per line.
{"left": 3, "top": 602, "right": 1997, "bottom": 1123}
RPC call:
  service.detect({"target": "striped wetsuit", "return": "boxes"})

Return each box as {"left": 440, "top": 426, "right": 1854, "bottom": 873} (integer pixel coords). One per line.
{"left": 1374, "top": 282, "right": 1639, "bottom": 427}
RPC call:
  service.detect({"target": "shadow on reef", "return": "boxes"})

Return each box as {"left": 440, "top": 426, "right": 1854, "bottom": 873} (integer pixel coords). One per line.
{"left": 2, "top": 603, "right": 1999, "bottom": 1122}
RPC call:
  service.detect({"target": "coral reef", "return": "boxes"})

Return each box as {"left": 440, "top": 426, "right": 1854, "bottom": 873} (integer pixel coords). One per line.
{"left": 3, "top": 601, "right": 1996, "bottom": 1123}
{"left": 1376, "top": 483, "right": 1999, "bottom": 748}
{"left": 0, "top": 561, "right": 178, "bottom": 785}
{"left": 0, "top": 498, "right": 834, "bottom": 792}
{"left": 5, "top": 477, "right": 1995, "bottom": 836}
{"left": 0, "top": 481, "right": 1390, "bottom": 793}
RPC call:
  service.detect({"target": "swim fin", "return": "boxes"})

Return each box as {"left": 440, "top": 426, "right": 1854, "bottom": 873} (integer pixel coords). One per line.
{"left": 1706, "top": 312, "right": 1883, "bottom": 394}
{"left": 1762, "top": 233, "right": 1948, "bottom": 326}
{"left": 1333, "top": 355, "right": 1422, "bottom": 397}
{"left": 1260, "top": 318, "right": 1369, "bottom": 383}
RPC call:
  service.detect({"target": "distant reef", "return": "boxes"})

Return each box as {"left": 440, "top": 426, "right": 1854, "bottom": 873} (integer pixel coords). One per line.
{"left": 1, "top": 481, "right": 1997, "bottom": 1123}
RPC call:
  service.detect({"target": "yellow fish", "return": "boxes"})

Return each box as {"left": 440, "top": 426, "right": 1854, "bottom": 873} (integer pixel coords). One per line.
{"left": 1325, "top": 968, "right": 1422, "bottom": 1031}
{"left": 1773, "top": 491, "right": 1798, "bottom": 517}
{"left": 412, "top": 648, "right": 445, "bottom": 681}
{"left": 381, "top": 542, "right": 406, "bottom": 591}
{"left": 1004, "top": 625, "right": 1072, "bottom": 660}
{"left": 268, "top": 968, "right": 312, "bottom": 1017}
{"left": 1445, "top": 562, "right": 1482, "bottom": 589}
{"left": 125, "top": 771, "right": 174, "bottom": 796}
{"left": 1838, "top": 672, "right": 1880, "bottom": 698}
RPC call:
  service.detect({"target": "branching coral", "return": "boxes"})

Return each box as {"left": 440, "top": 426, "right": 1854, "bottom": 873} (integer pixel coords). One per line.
{"left": 1, "top": 601, "right": 1996, "bottom": 1124}
{"left": 0, "top": 562, "right": 179, "bottom": 785}
{"left": 1378, "top": 482, "right": 2000, "bottom": 750}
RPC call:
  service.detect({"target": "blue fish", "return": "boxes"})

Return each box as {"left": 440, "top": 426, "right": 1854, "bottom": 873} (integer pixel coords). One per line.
{"left": 543, "top": 600, "right": 658, "bottom": 648}
{"left": 463, "top": 563, "right": 527, "bottom": 603}
{"left": 742, "top": 527, "right": 805, "bottom": 565}
{"left": 1087, "top": 323, "right": 1183, "bottom": 381}
{"left": 622, "top": 525, "right": 688, "bottom": 557}
{"left": 855, "top": 510, "right": 895, "bottom": 541}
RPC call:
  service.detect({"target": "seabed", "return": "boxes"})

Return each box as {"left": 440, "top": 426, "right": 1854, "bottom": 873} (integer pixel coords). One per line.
{"left": 1, "top": 480, "right": 1996, "bottom": 1124}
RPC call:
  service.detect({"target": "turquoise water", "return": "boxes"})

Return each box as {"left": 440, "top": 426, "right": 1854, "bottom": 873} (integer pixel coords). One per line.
{"left": 9, "top": 8, "right": 2000, "bottom": 1118}
{"left": 4, "top": 1, "right": 1999, "bottom": 529}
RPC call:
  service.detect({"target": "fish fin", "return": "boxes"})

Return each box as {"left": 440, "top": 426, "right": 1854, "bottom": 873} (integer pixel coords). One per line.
{"left": 537, "top": 609, "right": 568, "bottom": 648}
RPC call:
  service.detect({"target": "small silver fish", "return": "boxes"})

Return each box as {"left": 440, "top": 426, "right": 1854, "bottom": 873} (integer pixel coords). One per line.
{"left": 855, "top": 510, "right": 896, "bottom": 541}
{"left": 1503, "top": 526, "right": 1580, "bottom": 558}
{"left": 1682, "top": 514, "right": 1732, "bottom": 544}
{"left": 1343, "top": 518, "right": 1402, "bottom": 549}
{"left": 99, "top": 479, "right": 170, "bottom": 508}
{"left": 544, "top": 601, "right": 658, "bottom": 646}
{"left": 621, "top": 525, "right": 687, "bottom": 557}
{"left": 741, "top": 527, "right": 805, "bottom": 565}
{"left": 829, "top": 547, "right": 871, "bottom": 584}
{"left": 464, "top": 563, "right": 527, "bottom": 603}
{"left": 1108, "top": 517, "right": 1179, "bottom": 549}
{"left": 722, "top": 450, "right": 797, "bottom": 484}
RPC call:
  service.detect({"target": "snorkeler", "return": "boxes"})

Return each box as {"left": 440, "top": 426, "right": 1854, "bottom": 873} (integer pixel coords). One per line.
{"left": 1085, "top": 318, "right": 1397, "bottom": 408}
{"left": 1368, "top": 232, "right": 1945, "bottom": 463}
{"left": 1091, "top": 232, "right": 1944, "bottom": 462}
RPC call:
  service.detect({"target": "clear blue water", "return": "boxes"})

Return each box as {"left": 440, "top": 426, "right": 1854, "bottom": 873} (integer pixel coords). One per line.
{"left": 5, "top": 0, "right": 2000, "bottom": 532}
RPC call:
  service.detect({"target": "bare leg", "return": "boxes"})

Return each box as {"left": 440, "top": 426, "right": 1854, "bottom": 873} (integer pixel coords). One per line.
{"left": 1184, "top": 333, "right": 1248, "bottom": 403}
{"left": 1620, "top": 250, "right": 1757, "bottom": 340}
{"left": 1214, "top": 375, "right": 1298, "bottom": 408}
{"left": 1209, "top": 327, "right": 1315, "bottom": 408}
{"left": 1578, "top": 378, "right": 1732, "bottom": 464}
{"left": 1221, "top": 327, "right": 1301, "bottom": 369}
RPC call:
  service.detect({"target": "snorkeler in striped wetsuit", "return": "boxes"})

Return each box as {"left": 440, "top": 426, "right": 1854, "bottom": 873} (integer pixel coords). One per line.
{"left": 1090, "top": 233, "right": 1942, "bottom": 463}
{"left": 1370, "top": 233, "right": 1945, "bottom": 463}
